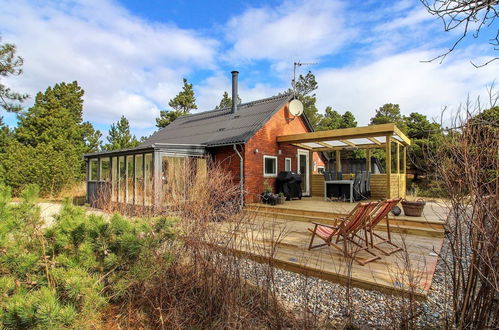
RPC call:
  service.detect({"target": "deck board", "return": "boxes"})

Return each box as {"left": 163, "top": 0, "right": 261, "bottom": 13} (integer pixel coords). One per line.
{"left": 214, "top": 215, "right": 444, "bottom": 298}
{"left": 248, "top": 197, "right": 447, "bottom": 224}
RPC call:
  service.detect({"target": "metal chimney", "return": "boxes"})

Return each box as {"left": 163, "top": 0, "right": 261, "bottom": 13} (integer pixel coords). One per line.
{"left": 231, "top": 71, "right": 239, "bottom": 114}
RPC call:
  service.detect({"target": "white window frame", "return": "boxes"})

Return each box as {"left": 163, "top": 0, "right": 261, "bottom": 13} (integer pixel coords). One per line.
{"left": 285, "top": 157, "right": 292, "bottom": 171}
{"left": 317, "top": 166, "right": 325, "bottom": 174}
{"left": 263, "top": 155, "right": 278, "bottom": 177}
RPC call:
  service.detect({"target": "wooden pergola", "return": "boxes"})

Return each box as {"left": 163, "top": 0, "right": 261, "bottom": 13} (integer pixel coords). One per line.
{"left": 277, "top": 123, "right": 411, "bottom": 199}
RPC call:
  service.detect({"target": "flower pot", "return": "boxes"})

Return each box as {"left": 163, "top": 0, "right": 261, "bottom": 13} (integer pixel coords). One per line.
{"left": 277, "top": 196, "right": 285, "bottom": 204}
{"left": 401, "top": 199, "right": 426, "bottom": 217}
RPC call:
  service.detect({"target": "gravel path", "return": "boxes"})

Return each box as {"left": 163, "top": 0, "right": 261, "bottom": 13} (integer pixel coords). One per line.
{"left": 240, "top": 242, "right": 452, "bottom": 329}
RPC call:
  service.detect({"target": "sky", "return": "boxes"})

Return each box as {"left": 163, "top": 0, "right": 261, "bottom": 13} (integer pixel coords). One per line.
{"left": 1, "top": 0, "right": 498, "bottom": 139}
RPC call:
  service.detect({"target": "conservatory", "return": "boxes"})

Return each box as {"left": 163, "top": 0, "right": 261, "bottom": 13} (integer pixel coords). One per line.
{"left": 84, "top": 143, "right": 207, "bottom": 209}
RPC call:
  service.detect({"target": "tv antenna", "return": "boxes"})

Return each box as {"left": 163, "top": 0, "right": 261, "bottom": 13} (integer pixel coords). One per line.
{"left": 292, "top": 61, "right": 317, "bottom": 98}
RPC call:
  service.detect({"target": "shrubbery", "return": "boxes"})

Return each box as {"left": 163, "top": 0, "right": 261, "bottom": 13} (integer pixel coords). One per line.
{"left": 0, "top": 184, "right": 177, "bottom": 329}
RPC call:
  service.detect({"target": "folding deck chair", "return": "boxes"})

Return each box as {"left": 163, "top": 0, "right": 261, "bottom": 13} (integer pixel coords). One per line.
{"left": 363, "top": 198, "right": 403, "bottom": 255}
{"left": 307, "top": 202, "right": 381, "bottom": 266}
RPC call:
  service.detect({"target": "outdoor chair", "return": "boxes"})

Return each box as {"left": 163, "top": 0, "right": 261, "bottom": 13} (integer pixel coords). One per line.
{"left": 360, "top": 171, "right": 368, "bottom": 200}
{"left": 307, "top": 201, "right": 381, "bottom": 266}
{"left": 362, "top": 198, "right": 403, "bottom": 255}
{"left": 323, "top": 171, "right": 333, "bottom": 181}
{"left": 366, "top": 171, "right": 371, "bottom": 198}
{"left": 352, "top": 171, "right": 362, "bottom": 201}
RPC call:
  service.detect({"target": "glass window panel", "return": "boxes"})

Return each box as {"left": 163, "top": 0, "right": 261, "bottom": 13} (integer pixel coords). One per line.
{"left": 391, "top": 141, "right": 398, "bottom": 174}
{"left": 135, "top": 154, "right": 144, "bottom": 205}
{"left": 126, "top": 155, "right": 134, "bottom": 204}
{"left": 302, "top": 142, "right": 324, "bottom": 148}
{"left": 100, "top": 158, "right": 110, "bottom": 181}
{"left": 323, "top": 140, "right": 348, "bottom": 147}
{"left": 264, "top": 156, "right": 277, "bottom": 176}
{"left": 144, "top": 153, "right": 153, "bottom": 206}
{"left": 119, "top": 156, "right": 126, "bottom": 203}
{"left": 285, "top": 158, "right": 291, "bottom": 171}
{"left": 162, "top": 156, "right": 188, "bottom": 205}
{"left": 111, "top": 157, "right": 117, "bottom": 202}
{"left": 89, "top": 159, "right": 98, "bottom": 181}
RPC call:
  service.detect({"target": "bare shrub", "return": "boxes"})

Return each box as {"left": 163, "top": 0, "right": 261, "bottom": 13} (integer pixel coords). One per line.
{"left": 107, "top": 162, "right": 312, "bottom": 328}
{"left": 426, "top": 95, "right": 498, "bottom": 329}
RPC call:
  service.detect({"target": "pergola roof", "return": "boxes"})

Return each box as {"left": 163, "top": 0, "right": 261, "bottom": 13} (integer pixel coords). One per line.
{"left": 276, "top": 123, "right": 410, "bottom": 151}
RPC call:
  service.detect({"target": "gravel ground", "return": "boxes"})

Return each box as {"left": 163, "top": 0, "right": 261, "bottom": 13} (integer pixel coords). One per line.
{"left": 240, "top": 242, "right": 452, "bottom": 329}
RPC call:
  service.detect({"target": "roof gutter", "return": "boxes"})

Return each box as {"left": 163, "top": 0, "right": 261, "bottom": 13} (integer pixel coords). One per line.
{"left": 233, "top": 144, "right": 244, "bottom": 209}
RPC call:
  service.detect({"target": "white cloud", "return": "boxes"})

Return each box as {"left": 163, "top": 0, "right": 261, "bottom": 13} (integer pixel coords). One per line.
{"left": 315, "top": 49, "right": 499, "bottom": 126}
{"left": 225, "top": 0, "right": 355, "bottom": 62}
{"left": 195, "top": 72, "right": 284, "bottom": 112}
{"left": 0, "top": 0, "right": 218, "bottom": 133}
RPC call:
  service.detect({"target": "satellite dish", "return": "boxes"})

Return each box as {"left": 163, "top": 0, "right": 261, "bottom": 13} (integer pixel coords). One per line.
{"left": 289, "top": 99, "right": 304, "bottom": 116}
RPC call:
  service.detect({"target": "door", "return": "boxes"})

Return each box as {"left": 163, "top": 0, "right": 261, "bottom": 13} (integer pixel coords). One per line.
{"left": 297, "top": 150, "right": 310, "bottom": 196}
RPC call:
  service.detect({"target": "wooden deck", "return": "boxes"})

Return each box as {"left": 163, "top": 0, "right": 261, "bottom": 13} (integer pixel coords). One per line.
{"left": 246, "top": 197, "right": 447, "bottom": 238}
{"left": 213, "top": 198, "right": 448, "bottom": 298}
{"left": 215, "top": 215, "right": 445, "bottom": 298}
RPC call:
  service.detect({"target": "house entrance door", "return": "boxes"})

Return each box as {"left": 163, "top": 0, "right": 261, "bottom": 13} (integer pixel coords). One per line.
{"left": 297, "top": 150, "right": 310, "bottom": 196}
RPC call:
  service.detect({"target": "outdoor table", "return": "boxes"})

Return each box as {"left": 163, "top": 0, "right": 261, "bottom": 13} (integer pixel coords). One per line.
{"left": 324, "top": 180, "right": 354, "bottom": 203}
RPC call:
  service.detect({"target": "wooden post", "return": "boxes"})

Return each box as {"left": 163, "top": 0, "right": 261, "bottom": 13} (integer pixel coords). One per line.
{"left": 386, "top": 135, "right": 392, "bottom": 199}
{"left": 396, "top": 143, "right": 400, "bottom": 174}
{"left": 402, "top": 146, "right": 407, "bottom": 198}
{"left": 403, "top": 146, "right": 407, "bottom": 174}
{"left": 309, "top": 150, "right": 314, "bottom": 197}
{"left": 367, "top": 149, "right": 372, "bottom": 172}
{"left": 335, "top": 150, "right": 341, "bottom": 172}
{"left": 396, "top": 143, "right": 400, "bottom": 197}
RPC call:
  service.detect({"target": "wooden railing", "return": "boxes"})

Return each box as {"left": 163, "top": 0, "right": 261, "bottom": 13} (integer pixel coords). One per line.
{"left": 311, "top": 173, "right": 406, "bottom": 199}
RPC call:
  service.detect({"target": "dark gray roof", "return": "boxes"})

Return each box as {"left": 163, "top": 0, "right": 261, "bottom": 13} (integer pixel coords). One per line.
{"left": 139, "top": 93, "right": 307, "bottom": 148}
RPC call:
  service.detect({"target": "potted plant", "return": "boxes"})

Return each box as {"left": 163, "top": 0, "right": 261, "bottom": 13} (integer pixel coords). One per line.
{"left": 261, "top": 179, "right": 275, "bottom": 204}
{"left": 277, "top": 192, "right": 286, "bottom": 204}
{"left": 401, "top": 198, "right": 426, "bottom": 217}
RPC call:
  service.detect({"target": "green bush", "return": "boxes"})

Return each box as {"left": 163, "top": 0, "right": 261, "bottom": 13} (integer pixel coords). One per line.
{"left": 0, "top": 184, "right": 177, "bottom": 328}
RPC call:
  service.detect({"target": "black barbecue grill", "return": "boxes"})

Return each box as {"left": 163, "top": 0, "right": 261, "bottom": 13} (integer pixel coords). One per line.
{"left": 277, "top": 171, "right": 302, "bottom": 200}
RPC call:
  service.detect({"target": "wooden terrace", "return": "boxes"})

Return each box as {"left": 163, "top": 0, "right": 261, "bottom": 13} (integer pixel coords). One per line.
{"left": 214, "top": 198, "right": 447, "bottom": 298}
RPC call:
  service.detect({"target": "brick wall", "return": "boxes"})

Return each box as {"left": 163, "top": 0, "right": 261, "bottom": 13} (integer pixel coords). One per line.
{"left": 209, "top": 144, "right": 243, "bottom": 186}
{"left": 244, "top": 104, "right": 310, "bottom": 202}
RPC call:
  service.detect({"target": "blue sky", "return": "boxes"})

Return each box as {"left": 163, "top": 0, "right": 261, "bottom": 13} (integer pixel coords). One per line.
{"left": 1, "top": 0, "right": 498, "bottom": 139}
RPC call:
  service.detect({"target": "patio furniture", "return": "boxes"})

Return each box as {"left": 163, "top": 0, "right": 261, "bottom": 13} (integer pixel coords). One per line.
{"left": 277, "top": 171, "right": 302, "bottom": 200}
{"left": 360, "top": 171, "right": 368, "bottom": 199}
{"left": 308, "top": 201, "right": 381, "bottom": 266}
{"left": 324, "top": 179, "right": 354, "bottom": 202}
{"left": 363, "top": 198, "right": 403, "bottom": 255}
{"left": 352, "top": 171, "right": 362, "bottom": 201}
{"left": 366, "top": 171, "right": 371, "bottom": 198}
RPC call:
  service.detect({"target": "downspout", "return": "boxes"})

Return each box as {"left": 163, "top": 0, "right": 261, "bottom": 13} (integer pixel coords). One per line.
{"left": 233, "top": 144, "right": 244, "bottom": 209}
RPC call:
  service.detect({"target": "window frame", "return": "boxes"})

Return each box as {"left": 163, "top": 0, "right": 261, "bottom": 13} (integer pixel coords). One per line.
{"left": 89, "top": 158, "right": 99, "bottom": 181}
{"left": 263, "top": 155, "right": 278, "bottom": 177}
{"left": 284, "top": 157, "right": 292, "bottom": 172}
{"left": 100, "top": 157, "right": 110, "bottom": 181}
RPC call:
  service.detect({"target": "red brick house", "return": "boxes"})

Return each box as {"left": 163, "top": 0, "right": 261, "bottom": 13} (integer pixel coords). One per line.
{"left": 84, "top": 71, "right": 323, "bottom": 206}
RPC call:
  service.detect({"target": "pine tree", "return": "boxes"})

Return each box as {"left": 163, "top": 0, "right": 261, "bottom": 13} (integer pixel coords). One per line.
{"left": 215, "top": 91, "right": 241, "bottom": 109}
{"left": 293, "top": 71, "right": 322, "bottom": 128}
{"left": 317, "top": 107, "right": 342, "bottom": 130}
{"left": 340, "top": 111, "right": 357, "bottom": 128}
{"left": 3, "top": 81, "right": 93, "bottom": 195}
{"left": 0, "top": 37, "right": 29, "bottom": 112}
{"left": 317, "top": 108, "right": 357, "bottom": 131}
{"left": 156, "top": 78, "right": 197, "bottom": 128}
{"left": 404, "top": 112, "right": 442, "bottom": 180}
{"left": 104, "top": 115, "right": 139, "bottom": 151}
{"left": 369, "top": 103, "right": 407, "bottom": 132}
